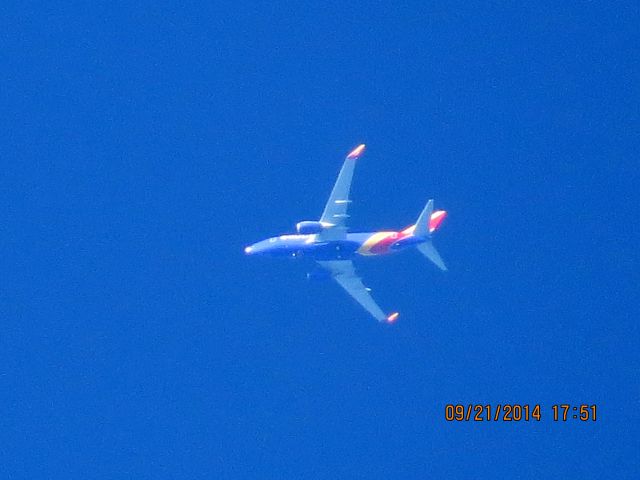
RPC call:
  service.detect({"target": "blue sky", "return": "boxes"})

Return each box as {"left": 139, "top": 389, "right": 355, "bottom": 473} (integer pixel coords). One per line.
{"left": 2, "top": 2, "right": 638, "bottom": 478}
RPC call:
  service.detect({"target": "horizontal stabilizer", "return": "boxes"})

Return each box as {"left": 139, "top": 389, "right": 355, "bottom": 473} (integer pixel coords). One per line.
{"left": 417, "top": 241, "right": 447, "bottom": 271}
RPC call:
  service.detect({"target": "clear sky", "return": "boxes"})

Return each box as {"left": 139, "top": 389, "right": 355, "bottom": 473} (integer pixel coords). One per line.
{"left": 2, "top": 2, "right": 638, "bottom": 478}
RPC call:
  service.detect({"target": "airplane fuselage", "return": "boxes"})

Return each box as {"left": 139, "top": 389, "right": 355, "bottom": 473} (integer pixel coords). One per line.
{"left": 244, "top": 143, "right": 448, "bottom": 322}
{"left": 244, "top": 229, "right": 423, "bottom": 261}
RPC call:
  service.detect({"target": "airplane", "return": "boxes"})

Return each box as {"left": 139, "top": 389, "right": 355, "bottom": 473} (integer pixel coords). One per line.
{"left": 244, "top": 144, "right": 447, "bottom": 323}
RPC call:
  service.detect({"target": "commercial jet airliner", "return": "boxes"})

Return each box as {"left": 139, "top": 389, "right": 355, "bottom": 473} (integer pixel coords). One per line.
{"left": 244, "top": 144, "right": 447, "bottom": 323}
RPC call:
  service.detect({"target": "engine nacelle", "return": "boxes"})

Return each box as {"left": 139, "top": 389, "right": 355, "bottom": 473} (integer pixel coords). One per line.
{"left": 296, "top": 220, "right": 324, "bottom": 234}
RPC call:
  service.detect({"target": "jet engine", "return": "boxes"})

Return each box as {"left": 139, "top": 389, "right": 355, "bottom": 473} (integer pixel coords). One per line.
{"left": 296, "top": 221, "right": 324, "bottom": 234}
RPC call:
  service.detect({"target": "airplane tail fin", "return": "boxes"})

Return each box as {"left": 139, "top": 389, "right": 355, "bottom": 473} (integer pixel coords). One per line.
{"left": 411, "top": 199, "right": 448, "bottom": 270}
{"left": 413, "top": 199, "right": 447, "bottom": 238}
{"left": 414, "top": 199, "right": 434, "bottom": 238}
{"left": 417, "top": 241, "right": 447, "bottom": 271}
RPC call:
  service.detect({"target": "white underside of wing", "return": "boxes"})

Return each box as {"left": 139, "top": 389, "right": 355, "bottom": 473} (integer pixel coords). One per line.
{"left": 317, "top": 260, "right": 386, "bottom": 322}
{"left": 317, "top": 145, "right": 364, "bottom": 241}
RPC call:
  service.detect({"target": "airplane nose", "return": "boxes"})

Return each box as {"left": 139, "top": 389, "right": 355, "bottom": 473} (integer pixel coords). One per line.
{"left": 244, "top": 246, "right": 254, "bottom": 255}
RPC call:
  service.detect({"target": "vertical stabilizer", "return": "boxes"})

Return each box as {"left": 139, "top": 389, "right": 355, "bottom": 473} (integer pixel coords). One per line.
{"left": 413, "top": 199, "right": 434, "bottom": 238}
{"left": 414, "top": 199, "right": 447, "bottom": 270}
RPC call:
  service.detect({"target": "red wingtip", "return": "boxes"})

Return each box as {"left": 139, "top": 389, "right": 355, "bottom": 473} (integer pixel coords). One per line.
{"left": 386, "top": 312, "right": 400, "bottom": 323}
{"left": 346, "top": 144, "right": 366, "bottom": 159}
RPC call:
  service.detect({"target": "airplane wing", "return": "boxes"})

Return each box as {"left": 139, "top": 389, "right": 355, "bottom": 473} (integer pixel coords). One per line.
{"left": 317, "top": 260, "right": 398, "bottom": 323}
{"left": 317, "top": 144, "right": 365, "bottom": 240}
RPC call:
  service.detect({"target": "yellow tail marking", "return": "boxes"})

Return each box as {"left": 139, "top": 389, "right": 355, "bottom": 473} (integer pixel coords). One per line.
{"left": 357, "top": 231, "right": 393, "bottom": 255}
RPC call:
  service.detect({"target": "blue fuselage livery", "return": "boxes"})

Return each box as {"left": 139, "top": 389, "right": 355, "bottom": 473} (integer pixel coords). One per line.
{"left": 245, "top": 230, "right": 430, "bottom": 260}
{"left": 244, "top": 144, "right": 448, "bottom": 323}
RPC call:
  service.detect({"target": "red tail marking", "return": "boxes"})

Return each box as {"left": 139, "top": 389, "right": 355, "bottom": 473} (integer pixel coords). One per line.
{"left": 429, "top": 210, "right": 447, "bottom": 233}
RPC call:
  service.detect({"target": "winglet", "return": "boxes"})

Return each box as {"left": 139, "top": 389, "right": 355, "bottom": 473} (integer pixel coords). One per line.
{"left": 346, "top": 144, "right": 366, "bottom": 159}
{"left": 386, "top": 312, "right": 400, "bottom": 323}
